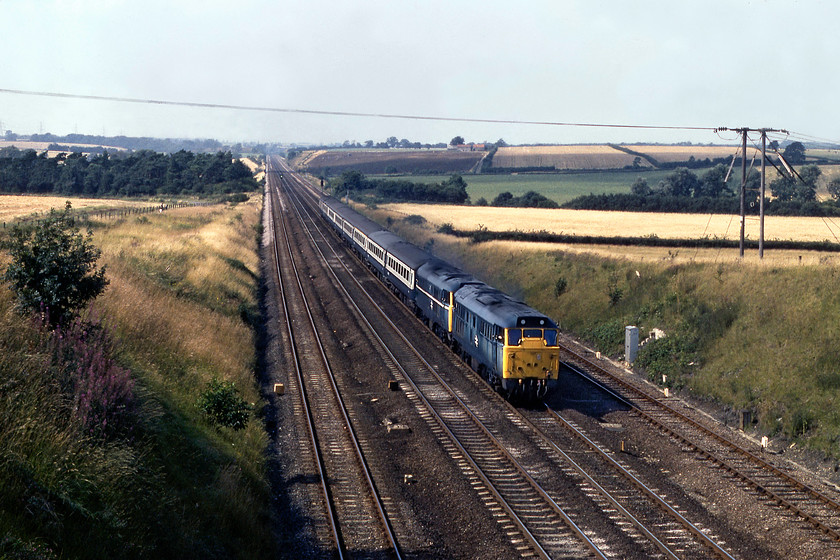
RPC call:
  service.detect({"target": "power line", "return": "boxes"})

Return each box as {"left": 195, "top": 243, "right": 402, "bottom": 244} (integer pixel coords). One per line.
{"left": 0, "top": 87, "right": 717, "bottom": 132}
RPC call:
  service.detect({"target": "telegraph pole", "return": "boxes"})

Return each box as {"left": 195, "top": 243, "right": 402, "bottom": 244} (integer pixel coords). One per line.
{"left": 716, "top": 126, "right": 788, "bottom": 259}
{"left": 760, "top": 130, "right": 767, "bottom": 258}
{"left": 740, "top": 129, "right": 747, "bottom": 257}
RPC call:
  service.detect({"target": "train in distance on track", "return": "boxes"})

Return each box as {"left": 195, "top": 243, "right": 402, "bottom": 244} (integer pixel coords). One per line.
{"left": 319, "top": 195, "right": 560, "bottom": 401}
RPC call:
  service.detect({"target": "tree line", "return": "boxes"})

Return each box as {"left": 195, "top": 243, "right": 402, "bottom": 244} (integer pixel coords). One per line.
{"left": 0, "top": 148, "right": 259, "bottom": 197}
{"left": 329, "top": 170, "right": 469, "bottom": 203}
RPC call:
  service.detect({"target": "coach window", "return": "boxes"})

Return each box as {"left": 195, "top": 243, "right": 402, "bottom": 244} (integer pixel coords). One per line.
{"left": 508, "top": 329, "right": 522, "bottom": 346}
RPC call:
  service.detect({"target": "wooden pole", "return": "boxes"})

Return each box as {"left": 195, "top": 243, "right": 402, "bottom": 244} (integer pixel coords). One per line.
{"left": 760, "top": 130, "right": 766, "bottom": 259}
{"left": 740, "top": 129, "right": 747, "bottom": 258}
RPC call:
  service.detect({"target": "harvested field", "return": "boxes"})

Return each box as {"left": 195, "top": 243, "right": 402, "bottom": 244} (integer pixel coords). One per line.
{"left": 0, "top": 194, "right": 150, "bottom": 223}
{"left": 623, "top": 144, "right": 753, "bottom": 163}
{"left": 371, "top": 204, "right": 840, "bottom": 267}
{"left": 491, "top": 145, "right": 646, "bottom": 170}
{"left": 297, "top": 148, "right": 485, "bottom": 175}
{"left": 380, "top": 203, "right": 840, "bottom": 245}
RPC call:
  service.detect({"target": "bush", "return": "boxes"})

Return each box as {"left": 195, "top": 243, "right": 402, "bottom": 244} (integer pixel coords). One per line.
{"left": 3, "top": 204, "right": 108, "bottom": 325}
{"left": 196, "top": 379, "right": 252, "bottom": 430}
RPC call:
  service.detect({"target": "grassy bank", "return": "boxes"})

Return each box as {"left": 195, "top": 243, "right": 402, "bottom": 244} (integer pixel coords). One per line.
{"left": 0, "top": 196, "right": 271, "bottom": 558}
{"left": 373, "top": 207, "right": 840, "bottom": 460}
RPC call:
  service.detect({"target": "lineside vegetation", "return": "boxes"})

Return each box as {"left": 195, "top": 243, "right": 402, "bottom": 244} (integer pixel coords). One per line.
{"left": 0, "top": 195, "right": 271, "bottom": 558}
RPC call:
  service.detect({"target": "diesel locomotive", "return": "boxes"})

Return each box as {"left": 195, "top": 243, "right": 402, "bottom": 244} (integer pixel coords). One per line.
{"left": 319, "top": 195, "right": 559, "bottom": 401}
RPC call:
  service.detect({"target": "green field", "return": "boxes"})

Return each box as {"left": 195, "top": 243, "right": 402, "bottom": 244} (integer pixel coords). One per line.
{"left": 375, "top": 170, "right": 674, "bottom": 204}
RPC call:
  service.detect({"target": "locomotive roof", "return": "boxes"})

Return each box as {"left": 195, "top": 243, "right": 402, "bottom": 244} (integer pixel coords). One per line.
{"left": 455, "top": 283, "right": 557, "bottom": 329}
{"left": 417, "top": 258, "right": 481, "bottom": 292}
{"left": 369, "top": 230, "right": 431, "bottom": 269}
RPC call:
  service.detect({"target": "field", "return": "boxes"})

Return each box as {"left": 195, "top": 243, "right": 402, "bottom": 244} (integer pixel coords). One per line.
{"left": 0, "top": 194, "right": 152, "bottom": 224}
{"left": 381, "top": 203, "right": 840, "bottom": 247}
{"left": 385, "top": 169, "right": 673, "bottom": 204}
{"left": 623, "top": 144, "right": 754, "bottom": 163}
{"left": 297, "top": 148, "right": 485, "bottom": 175}
{"left": 492, "top": 145, "right": 647, "bottom": 169}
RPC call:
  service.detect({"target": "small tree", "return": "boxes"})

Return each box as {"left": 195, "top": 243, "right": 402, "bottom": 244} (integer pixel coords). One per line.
{"left": 783, "top": 141, "right": 806, "bottom": 165}
{"left": 450, "top": 136, "right": 465, "bottom": 146}
{"left": 631, "top": 177, "right": 651, "bottom": 196}
{"left": 828, "top": 177, "right": 840, "bottom": 200}
{"left": 3, "top": 203, "right": 108, "bottom": 325}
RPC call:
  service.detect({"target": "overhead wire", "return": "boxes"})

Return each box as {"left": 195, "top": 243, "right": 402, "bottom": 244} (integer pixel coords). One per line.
{"left": 0, "top": 87, "right": 719, "bottom": 132}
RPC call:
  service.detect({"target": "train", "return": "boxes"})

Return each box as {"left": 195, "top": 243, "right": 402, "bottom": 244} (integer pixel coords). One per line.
{"left": 318, "top": 194, "right": 560, "bottom": 402}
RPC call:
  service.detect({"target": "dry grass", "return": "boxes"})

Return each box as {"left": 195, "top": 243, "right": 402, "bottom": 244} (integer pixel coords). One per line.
{"left": 492, "top": 145, "right": 645, "bottom": 169}
{"left": 0, "top": 194, "right": 150, "bottom": 223}
{"left": 94, "top": 203, "right": 260, "bottom": 383}
{"left": 383, "top": 203, "right": 840, "bottom": 247}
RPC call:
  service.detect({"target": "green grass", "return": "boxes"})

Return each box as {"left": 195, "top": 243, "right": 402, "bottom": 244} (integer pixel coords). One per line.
{"left": 373, "top": 170, "right": 673, "bottom": 204}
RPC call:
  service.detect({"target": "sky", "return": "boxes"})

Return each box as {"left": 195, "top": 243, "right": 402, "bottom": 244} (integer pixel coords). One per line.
{"left": 1, "top": 0, "right": 838, "bottom": 147}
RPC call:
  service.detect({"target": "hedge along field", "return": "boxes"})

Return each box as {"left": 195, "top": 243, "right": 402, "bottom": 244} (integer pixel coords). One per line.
{"left": 382, "top": 169, "right": 674, "bottom": 205}
{"left": 0, "top": 196, "right": 272, "bottom": 558}
{"left": 363, "top": 204, "right": 840, "bottom": 460}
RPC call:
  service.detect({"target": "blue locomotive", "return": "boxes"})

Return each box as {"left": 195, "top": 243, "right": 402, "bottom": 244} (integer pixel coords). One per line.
{"left": 320, "top": 196, "right": 559, "bottom": 401}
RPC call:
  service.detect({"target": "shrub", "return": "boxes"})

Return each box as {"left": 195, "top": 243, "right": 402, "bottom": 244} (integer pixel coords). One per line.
{"left": 582, "top": 318, "right": 625, "bottom": 355}
{"left": 437, "top": 222, "right": 455, "bottom": 235}
{"left": 554, "top": 276, "right": 568, "bottom": 297}
{"left": 403, "top": 214, "right": 427, "bottom": 225}
{"left": 197, "top": 379, "right": 252, "bottom": 430}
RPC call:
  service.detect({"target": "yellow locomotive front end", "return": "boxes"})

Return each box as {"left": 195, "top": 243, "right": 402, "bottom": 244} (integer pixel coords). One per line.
{"left": 502, "top": 326, "right": 560, "bottom": 400}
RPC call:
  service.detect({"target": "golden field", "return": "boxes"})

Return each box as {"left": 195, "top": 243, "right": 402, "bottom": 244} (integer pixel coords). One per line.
{"left": 376, "top": 203, "right": 840, "bottom": 266}
{"left": 492, "top": 145, "right": 646, "bottom": 169}
{"left": 0, "top": 194, "right": 152, "bottom": 223}
{"left": 624, "top": 144, "right": 759, "bottom": 163}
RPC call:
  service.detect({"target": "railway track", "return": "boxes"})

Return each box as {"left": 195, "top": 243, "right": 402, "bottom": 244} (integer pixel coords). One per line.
{"left": 275, "top": 158, "right": 746, "bottom": 559}
{"left": 559, "top": 339, "right": 840, "bottom": 546}
{"left": 266, "top": 161, "right": 401, "bottom": 559}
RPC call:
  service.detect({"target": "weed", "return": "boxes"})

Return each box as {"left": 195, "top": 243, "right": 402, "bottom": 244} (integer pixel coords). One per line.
{"left": 554, "top": 276, "right": 568, "bottom": 297}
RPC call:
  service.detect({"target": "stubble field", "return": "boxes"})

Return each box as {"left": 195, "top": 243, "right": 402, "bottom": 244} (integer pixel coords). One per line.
{"left": 0, "top": 194, "right": 151, "bottom": 223}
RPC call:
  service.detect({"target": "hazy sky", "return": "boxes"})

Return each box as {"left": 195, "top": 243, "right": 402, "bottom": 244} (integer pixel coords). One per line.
{"left": 1, "top": 0, "right": 837, "bottom": 146}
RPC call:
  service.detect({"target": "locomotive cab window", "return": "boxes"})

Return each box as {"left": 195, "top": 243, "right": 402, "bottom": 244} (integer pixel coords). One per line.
{"left": 544, "top": 329, "right": 559, "bottom": 347}
{"left": 523, "top": 329, "right": 542, "bottom": 339}
{"left": 507, "top": 329, "right": 522, "bottom": 346}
